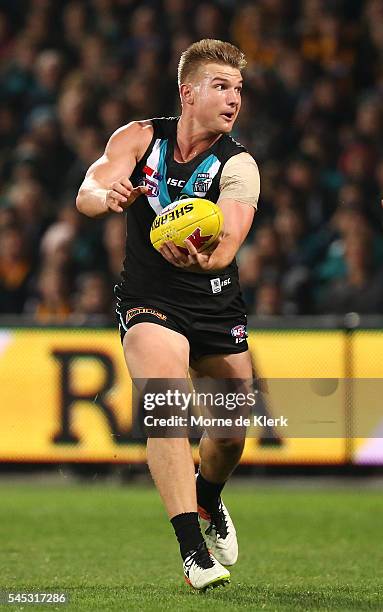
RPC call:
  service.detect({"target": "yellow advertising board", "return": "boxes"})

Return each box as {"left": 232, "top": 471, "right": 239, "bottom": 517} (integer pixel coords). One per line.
{"left": 350, "top": 331, "right": 383, "bottom": 465}
{"left": 245, "top": 330, "right": 345, "bottom": 464}
{"left": 0, "top": 327, "right": 380, "bottom": 464}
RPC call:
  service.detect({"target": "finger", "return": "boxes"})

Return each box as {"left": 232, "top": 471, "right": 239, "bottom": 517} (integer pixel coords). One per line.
{"left": 134, "top": 185, "right": 149, "bottom": 194}
{"left": 184, "top": 238, "right": 198, "bottom": 257}
{"left": 108, "top": 190, "right": 127, "bottom": 202}
{"left": 165, "top": 241, "right": 189, "bottom": 263}
{"left": 185, "top": 242, "right": 211, "bottom": 268}
{"left": 128, "top": 185, "right": 150, "bottom": 203}
{"left": 119, "top": 177, "right": 134, "bottom": 190}
{"left": 107, "top": 200, "right": 124, "bottom": 213}
{"left": 111, "top": 182, "right": 131, "bottom": 197}
{"left": 160, "top": 243, "right": 177, "bottom": 261}
{"left": 159, "top": 244, "right": 183, "bottom": 267}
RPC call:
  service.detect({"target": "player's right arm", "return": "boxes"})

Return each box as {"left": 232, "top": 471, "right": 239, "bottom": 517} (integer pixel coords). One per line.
{"left": 76, "top": 121, "right": 152, "bottom": 218}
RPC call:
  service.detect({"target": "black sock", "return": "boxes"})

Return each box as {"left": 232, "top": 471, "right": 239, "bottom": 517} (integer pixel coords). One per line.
{"left": 196, "top": 472, "right": 226, "bottom": 513}
{"left": 170, "top": 512, "right": 205, "bottom": 560}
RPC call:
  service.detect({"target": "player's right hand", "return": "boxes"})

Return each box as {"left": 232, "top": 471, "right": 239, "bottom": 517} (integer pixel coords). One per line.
{"left": 105, "top": 177, "right": 149, "bottom": 213}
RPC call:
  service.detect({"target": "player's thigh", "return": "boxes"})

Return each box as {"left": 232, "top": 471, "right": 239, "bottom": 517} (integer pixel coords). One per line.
{"left": 191, "top": 350, "right": 253, "bottom": 379}
{"left": 123, "top": 322, "right": 190, "bottom": 378}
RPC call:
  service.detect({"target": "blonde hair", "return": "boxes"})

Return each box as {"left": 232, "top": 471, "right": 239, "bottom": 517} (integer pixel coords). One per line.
{"left": 178, "top": 39, "right": 246, "bottom": 86}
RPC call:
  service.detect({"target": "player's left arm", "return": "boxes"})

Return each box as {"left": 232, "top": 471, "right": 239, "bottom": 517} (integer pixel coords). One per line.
{"left": 186, "top": 197, "right": 255, "bottom": 270}
{"left": 161, "top": 152, "right": 260, "bottom": 271}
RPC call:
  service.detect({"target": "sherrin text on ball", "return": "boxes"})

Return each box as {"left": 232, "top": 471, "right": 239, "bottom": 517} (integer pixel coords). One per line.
{"left": 150, "top": 198, "right": 223, "bottom": 254}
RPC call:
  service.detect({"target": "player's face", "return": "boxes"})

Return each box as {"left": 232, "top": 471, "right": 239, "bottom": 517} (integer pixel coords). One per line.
{"left": 192, "top": 63, "right": 243, "bottom": 133}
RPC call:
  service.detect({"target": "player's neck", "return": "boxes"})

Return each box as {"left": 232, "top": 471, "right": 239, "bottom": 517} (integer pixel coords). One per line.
{"left": 175, "top": 116, "right": 221, "bottom": 163}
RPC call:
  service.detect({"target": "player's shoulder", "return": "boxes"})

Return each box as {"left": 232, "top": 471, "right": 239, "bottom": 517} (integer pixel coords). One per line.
{"left": 110, "top": 120, "right": 154, "bottom": 142}
{"left": 109, "top": 116, "right": 177, "bottom": 144}
{"left": 105, "top": 120, "right": 154, "bottom": 158}
{"left": 150, "top": 116, "right": 179, "bottom": 138}
{"left": 225, "top": 151, "right": 259, "bottom": 169}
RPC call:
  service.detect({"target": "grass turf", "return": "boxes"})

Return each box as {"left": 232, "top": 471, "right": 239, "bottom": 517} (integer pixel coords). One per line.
{"left": 0, "top": 482, "right": 381, "bottom": 611}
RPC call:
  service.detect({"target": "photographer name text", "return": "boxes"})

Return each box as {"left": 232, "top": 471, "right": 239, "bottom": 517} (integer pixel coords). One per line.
{"left": 143, "top": 415, "right": 288, "bottom": 427}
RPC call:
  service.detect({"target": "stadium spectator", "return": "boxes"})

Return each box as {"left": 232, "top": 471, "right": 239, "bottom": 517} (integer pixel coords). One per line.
{"left": 24, "top": 264, "right": 72, "bottom": 323}
{"left": 320, "top": 234, "right": 383, "bottom": 314}
{"left": 0, "top": 224, "right": 33, "bottom": 314}
{"left": 6, "top": 178, "right": 51, "bottom": 259}
{"left": 71, "top": 271, "right": 113, "bottom": 323}
{"left": 102, "top": 214, "right": 126, "bottom": 284}
{"left": 253, "top": 279, "right": 282, "bottom": 316}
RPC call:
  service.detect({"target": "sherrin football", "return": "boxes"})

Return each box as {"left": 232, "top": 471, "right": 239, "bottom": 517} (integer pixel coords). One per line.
{"left": 150, "top": 198, "right": 223, "bottom": 254}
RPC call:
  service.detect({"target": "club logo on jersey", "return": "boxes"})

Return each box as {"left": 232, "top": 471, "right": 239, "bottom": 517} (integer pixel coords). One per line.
{"left": 141, "top": 165, "right": 162, "bottom": 197}
{"left": 193, "top": 173, "right": 212, "bottom": 197}
{"left": 230, "top": 324, "right": 247, "bottom": 343}
{"left": 210, "top": 276, "right": 231, "bottom": 294}
{"left": 126, "top": 307, "right": 167, "bottom": 323}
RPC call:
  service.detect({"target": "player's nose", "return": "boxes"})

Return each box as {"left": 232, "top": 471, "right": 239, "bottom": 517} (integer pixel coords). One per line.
{"left": 226, "top": 88, "right": 239, "bottom": 106}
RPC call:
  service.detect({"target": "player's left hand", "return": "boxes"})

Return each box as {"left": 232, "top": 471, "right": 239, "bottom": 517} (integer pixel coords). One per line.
{"left": 159, "top": 238, "right": 222, "bottom": 271}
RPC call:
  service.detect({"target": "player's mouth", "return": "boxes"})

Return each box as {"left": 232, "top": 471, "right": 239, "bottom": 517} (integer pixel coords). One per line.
{"left": 221, "top": 111, "right": 235, "bottom": 122}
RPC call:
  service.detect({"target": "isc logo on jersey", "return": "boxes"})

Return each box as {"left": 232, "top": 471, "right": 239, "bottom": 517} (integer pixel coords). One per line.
{"left": 167, "top": 178, "right": 186, "bottom": 188}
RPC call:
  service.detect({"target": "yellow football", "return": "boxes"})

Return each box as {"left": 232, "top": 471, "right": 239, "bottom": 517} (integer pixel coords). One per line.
{"left": 150, "top": 198, "right": 223, "bottom": 254}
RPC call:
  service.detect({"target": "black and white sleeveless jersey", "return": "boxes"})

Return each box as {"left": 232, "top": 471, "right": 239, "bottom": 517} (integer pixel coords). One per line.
{"left": 116, "top": 117, "right": 247, "bottom": 309}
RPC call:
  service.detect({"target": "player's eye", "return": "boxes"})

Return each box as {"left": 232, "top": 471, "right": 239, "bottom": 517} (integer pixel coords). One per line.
{"left": 215, "top": 84, "right": 225, "bottom": 90}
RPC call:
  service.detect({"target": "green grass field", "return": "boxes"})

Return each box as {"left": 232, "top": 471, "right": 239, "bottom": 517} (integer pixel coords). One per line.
{"left": 0, "top": 481, "right": 381, "bottom": 611}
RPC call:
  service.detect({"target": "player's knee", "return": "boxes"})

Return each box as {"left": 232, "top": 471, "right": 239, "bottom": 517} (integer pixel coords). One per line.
{"left": 214, "top": 436, "right": 245, "bottom": 456}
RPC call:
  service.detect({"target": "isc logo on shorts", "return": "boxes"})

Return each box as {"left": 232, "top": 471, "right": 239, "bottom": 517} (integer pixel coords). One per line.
{"left": 210, "top": 277, "right": 231, "bottom": 294}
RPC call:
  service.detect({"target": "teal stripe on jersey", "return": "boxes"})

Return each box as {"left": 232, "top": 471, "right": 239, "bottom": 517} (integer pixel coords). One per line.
{"left": 182, "top": 154, "right": 221, "bottom": 198}
{"left": 157, "top": 140, "right": 171, "bottom": 208}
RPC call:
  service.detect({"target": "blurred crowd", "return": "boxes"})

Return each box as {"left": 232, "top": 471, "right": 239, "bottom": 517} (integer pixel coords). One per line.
{"left": 1, "top": 0, "right": 383, "bottom": 322}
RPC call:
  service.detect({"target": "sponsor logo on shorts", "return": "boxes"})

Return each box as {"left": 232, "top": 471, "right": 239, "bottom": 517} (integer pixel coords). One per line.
{"left": 210, "top": 277, "right": 231, "bottom": 294}
{"left": 231, "top": 324, "right": 247, "bottom": 344}
{"left": 194, "top": 173, "right": 212, "bottom": 196}
{"left": 126, "top": 307, "right": 167, "bottom": 323}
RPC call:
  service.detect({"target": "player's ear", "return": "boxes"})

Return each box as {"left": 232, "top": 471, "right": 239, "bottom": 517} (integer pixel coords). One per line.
{"left": 180, "top": 83, "right": 194, "bottom": 105}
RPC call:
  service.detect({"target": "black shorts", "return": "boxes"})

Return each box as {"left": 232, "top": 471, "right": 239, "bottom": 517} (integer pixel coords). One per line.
{"left": 115, "top": 287, "right": 248, "bottom": 363}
